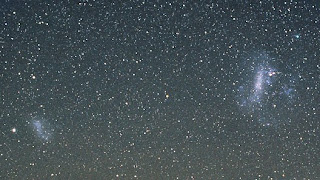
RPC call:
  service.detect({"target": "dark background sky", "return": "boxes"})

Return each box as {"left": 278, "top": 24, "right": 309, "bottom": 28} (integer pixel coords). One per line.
{"left": 0, "top": 0, "right": 319, "bottom": 179}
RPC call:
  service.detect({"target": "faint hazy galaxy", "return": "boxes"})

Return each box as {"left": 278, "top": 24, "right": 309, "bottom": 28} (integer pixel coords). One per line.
{"left": 31, "top": 118, "right": 53, "bottom": 141}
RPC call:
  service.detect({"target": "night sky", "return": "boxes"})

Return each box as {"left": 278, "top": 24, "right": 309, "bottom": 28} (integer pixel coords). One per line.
{"left": 0, "top": 1, "right": 319, "bottom": 179}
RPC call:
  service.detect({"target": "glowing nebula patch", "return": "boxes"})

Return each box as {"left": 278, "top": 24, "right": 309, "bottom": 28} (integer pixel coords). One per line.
{"left": 31, "top": 117, "right": 53, "bottom": 141}
{"left": 236, "top": 52, "right": 298, "bottom": 127}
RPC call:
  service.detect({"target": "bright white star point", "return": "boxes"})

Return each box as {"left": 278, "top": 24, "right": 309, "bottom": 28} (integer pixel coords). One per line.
{"left": 11, "top": 127, "right": 17, "bottom": 133}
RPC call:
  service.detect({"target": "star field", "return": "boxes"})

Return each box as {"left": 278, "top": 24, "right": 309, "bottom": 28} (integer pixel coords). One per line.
{"left": 0, "top": 1, "right": 319, "bottom": 179}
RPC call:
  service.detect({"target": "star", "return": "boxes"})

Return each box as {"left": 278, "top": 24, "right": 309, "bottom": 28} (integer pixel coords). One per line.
{"left": 11, "top": 127, "right": 17, "bottom": 133}
{"left": 294, "top": 34, "right": 300, "bottom": 39}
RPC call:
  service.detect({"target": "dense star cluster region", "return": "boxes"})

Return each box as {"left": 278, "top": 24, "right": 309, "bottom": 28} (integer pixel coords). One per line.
{"left": 30, "top": 117, "right": 53, "bottom": 142}
{"left": 235, "top": 52, "right": 300, "bottom": 127}
{"left": 0, "top": 1, "right": 319, "bottom": 179}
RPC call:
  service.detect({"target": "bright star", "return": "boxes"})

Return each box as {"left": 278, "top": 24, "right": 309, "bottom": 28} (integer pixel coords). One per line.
{"left": 11, "top": 127, "right": 17, "bottom": 133}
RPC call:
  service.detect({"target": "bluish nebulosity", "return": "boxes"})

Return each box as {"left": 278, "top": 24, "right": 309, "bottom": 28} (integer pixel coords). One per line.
{"left": 31, "top": 118, "right": 52, "bottom": 141}
{"left": 236, "top": 52, "right": 298, "bottom": 127}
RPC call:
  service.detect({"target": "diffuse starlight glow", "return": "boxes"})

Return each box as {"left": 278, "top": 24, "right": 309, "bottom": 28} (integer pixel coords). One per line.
{"left": 236, "top": 54, "right": 297, "bottom": 127}
{"left": 250, "top": 66, "right": 278, "bottom": 104}
{"left": 31, "top": 118, "right": 53, "bottom": 141}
